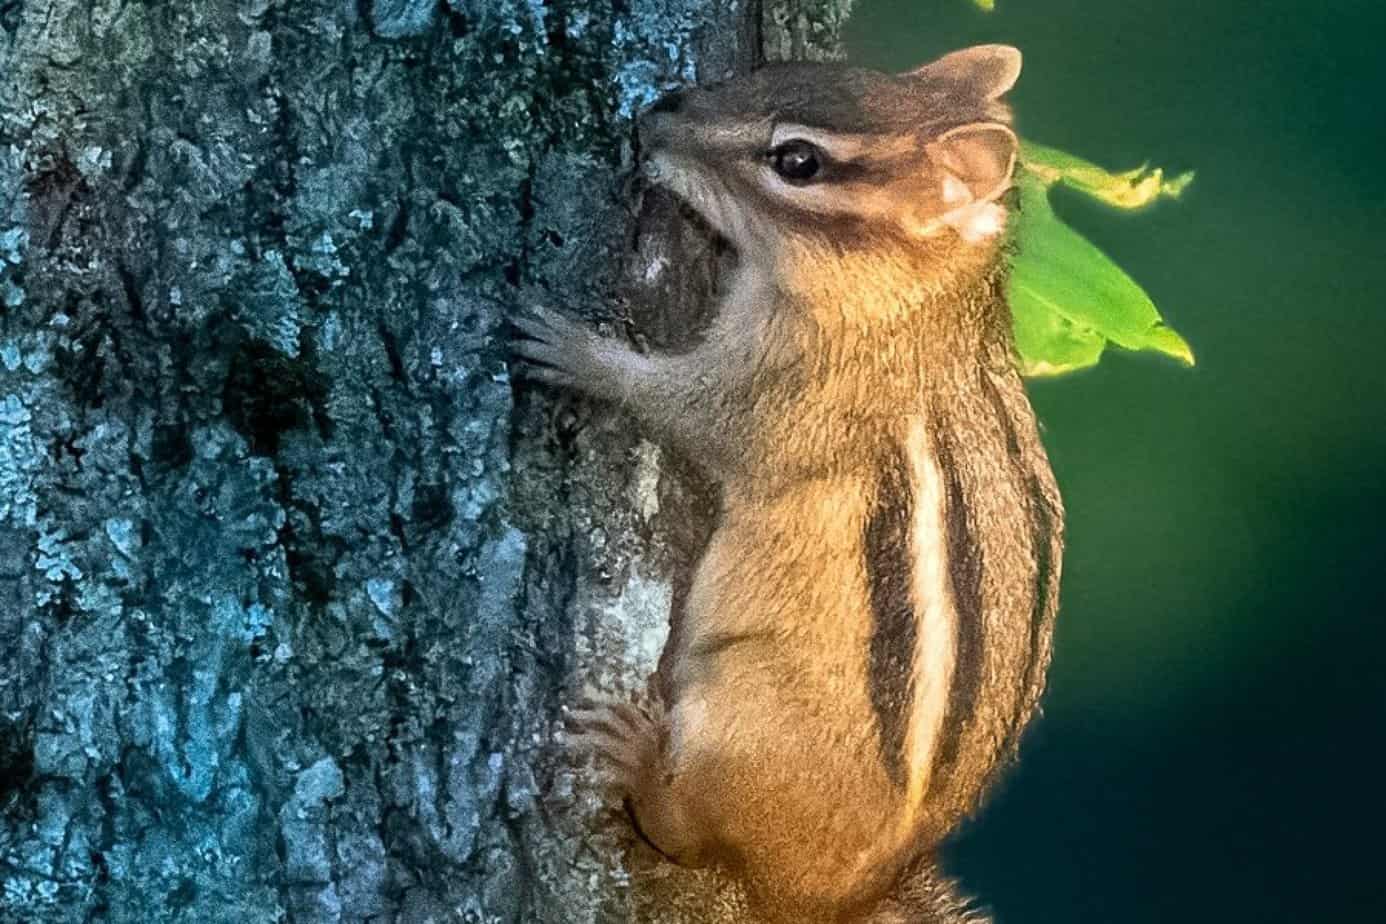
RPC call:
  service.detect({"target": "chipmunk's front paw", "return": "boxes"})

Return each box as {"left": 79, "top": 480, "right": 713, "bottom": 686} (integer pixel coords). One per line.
{"left": 509, "top": 304, "right": 609, "bottom": 394}
{"left": 510, "top": 305, "right": 653, "bottom": 403}
{"left": 565, "top": 697, "right": 665, "bottom": 797}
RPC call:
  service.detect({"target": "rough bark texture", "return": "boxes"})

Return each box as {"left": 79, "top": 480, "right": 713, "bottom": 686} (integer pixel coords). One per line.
{"left": 0, "top": 1, "right": 863, "bottom": 922}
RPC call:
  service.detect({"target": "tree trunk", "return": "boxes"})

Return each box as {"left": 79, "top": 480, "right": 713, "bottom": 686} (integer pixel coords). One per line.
{"left": 0, "top": 1, "right": 852, "bottom": 921}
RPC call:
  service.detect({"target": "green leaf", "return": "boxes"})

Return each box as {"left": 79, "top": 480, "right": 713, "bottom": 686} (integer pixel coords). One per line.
{"left": 1009, "top": 271, "right": 1108, "bottom": 377}
{"left": 969, "top": 0, "right": 996, "bottom": 10}
{"left": 1021, "top": 141, "right": 1195, "bottom": 211}
{"left": 1008, "top": 171, "right": 1195, "bottom": 376}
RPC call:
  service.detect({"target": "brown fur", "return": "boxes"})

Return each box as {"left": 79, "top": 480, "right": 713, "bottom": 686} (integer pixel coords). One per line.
{"left": 515, "top": 45, "right": 1063, "bottom": 923}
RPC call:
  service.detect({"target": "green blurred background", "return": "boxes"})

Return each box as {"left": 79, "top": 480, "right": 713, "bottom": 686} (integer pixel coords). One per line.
{"left": 846, "top": 2, "right": 1386, "bottom": 921}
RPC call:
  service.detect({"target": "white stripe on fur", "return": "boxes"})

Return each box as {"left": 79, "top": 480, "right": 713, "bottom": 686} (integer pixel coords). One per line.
{"left": 902, "top": 417, "right": 956, "bottom": 818}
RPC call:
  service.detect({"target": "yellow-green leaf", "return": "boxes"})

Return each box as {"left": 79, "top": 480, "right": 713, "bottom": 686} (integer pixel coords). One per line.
{"left": 1009, "top": 172, "right": 1195, "bottom": 375}
{"left": 1021, "top": 140, "right": 1195, "bottom": 211}
{"left": 969, "top": 0, "right": 996, "bottom": 10}
{"left": 1011, "top": 290, "right": 1107, "bottom": 377}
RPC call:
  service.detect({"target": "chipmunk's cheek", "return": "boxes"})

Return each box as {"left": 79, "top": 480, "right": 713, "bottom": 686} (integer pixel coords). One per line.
{"left": 712, "top": 189, "right": 763, "bottom": 252}
{"left": 946, "top": 201, "right": 1008, "bottom": 243}
{"left": 645, "top": 154, "right": 727, "bottom": 232}
{"left": 732, "top": 216, "right": 782, "bottom": 269}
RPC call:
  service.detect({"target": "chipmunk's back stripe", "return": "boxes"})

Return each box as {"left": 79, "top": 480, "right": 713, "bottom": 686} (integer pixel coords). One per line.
{"left": 928, "top": 430, "right": 986, "bottom": 779}
{"left": 864, "top": 443, "right": 917, "bottom": 788}
{"left": 1021, "top": 477, "right": 1058, "bottom": 706}
{"left": 901, "top": 419, "right": 957, "bottom": 810}
{"left": 1005, "top": 466, "right": 1060, "bottom": 754}
{"left": 980, "top": 373, "right": 1061, "bottom": 749}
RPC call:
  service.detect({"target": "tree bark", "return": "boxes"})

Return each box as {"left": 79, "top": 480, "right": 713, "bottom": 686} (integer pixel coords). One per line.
{"left": 0, "top": 1, "right": 853, "bottom": 921}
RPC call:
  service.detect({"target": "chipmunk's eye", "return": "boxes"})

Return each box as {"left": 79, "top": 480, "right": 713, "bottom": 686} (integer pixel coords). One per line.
{"left": 768, "top": 140, "right": 823, "bottom": 184}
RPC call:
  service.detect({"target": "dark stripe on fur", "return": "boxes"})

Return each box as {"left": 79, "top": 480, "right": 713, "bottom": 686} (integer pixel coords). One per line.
{"left": 1009, "top": 470, "right": 1061, "bottom": 754}
{"left": 979, "top": 373, "right": 1060, "bottom": 747}
{"left": 687, "top": 629, "right": 770, "bottom": 659}
{"left": 929, "top": 431, "right": 986, "bottom": 777}
{"left": 863, "top": 444, "right": 917, "bottom": 788}
{"left": 1023, "top": 476, "right": 1058, "bottom": 702}
{"left": 978, "top": 376, "right": 1040, "bottom": 694}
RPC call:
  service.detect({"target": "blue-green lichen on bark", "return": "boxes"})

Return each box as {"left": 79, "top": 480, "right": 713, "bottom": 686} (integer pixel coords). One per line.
{"left": 0, "top": 0, "right": 852, "bottom": 921}
{"left": 0, "top": 0, "right": 569, "bottom": 919}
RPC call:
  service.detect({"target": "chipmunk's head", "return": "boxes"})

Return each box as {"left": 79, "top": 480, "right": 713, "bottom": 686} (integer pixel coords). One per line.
{"left": 639, "top": 45, "right": 1021, "bottom": 278}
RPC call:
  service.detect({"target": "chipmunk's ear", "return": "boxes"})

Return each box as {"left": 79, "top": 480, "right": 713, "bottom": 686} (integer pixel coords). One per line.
{"left": 928, "top": 123, "right": 1018, "bottom": 202}
{"left": 925, "top": 122, "right": 1018, "bottom": 241}
{"left": 902, "top": 44, "right": 1022, "bottom": 100}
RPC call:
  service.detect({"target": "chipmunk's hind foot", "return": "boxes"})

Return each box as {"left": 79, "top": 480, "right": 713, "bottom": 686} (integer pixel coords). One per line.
{"left": 566, "top": 695, "right": 712, "bottom": 867}
{"left": 566, "top": 698, "right": 662, "bottom": 789}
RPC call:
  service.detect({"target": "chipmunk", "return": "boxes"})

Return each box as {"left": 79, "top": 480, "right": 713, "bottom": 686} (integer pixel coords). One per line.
{"left": 512, "top": 45, "right": 1064, "bottom": 924}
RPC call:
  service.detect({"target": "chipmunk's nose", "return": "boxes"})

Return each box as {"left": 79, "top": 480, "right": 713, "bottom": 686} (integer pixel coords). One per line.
{"left": 648, "top": 90, "right": 686, "bottom": 115}
{"left": 638, "top": 91, "right": 688, "bottom": 150}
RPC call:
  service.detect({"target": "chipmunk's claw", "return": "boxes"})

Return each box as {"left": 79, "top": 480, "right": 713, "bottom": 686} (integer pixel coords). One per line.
{"left": 565, "top": 697, "right": 664, "bottom": 794}
{"left": 508, "top": 304, "right": 603, "bottom": 391}
{"left": 510, "top": 304, "right": 584, "bottom": 345}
